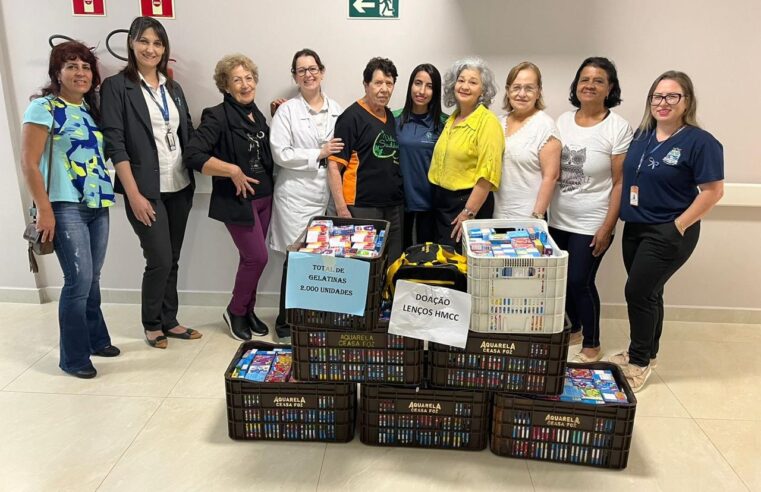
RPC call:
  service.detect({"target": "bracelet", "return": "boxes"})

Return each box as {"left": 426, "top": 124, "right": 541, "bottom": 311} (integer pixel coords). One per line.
{"left": 531, "top": 212, "right": 545, "bottom": 220}
{"left": 674, "top": 218, "right": 686, "bottom": 235}
{"left": 462, "top": 207, "right": 476, "bottom": 219}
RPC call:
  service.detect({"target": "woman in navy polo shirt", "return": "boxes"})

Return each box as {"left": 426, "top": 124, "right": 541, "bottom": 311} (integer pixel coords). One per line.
{"left": 612, "top": 71, "right": 724, "bottom": 392}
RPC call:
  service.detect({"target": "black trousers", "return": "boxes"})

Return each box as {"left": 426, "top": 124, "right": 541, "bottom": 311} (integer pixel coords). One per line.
{"left": 622, "top": 221, "right": 699, "bottom": 366}
{"left": 125, "top": 185, "right": 193, "bottom": 332}
{"left": 549, "top": 227, "right": 610, "bottom": 349}
{"left": 403, "top": 211, "right": 436, "bottom": 250}
{"left": 348, "top": 204, "right": 405, "bottom": 263}
{"left": 431, "top": 185, "right": 494, "bottom": 253}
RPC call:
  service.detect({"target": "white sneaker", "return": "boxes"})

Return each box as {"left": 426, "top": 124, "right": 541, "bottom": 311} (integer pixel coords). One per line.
{"left": 571, "top": 350, "right": 603, "bottom": 363}
{"left": 608, "top": 350, "right": 658, "bottom": 369}
{"left": 623, "top": 363, "right": 652, "bottom": 393}
{"left": 569, "top": 331, "right": 583, "bottom": 346}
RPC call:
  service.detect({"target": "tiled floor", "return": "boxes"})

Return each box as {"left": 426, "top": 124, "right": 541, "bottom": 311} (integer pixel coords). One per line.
{"left": 1, "top": 302, "right": 759, "bottom": 491}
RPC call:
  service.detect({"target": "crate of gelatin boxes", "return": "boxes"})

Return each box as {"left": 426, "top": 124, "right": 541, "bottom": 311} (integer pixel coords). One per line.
{"left": 359, "top": 383, "right": 490, "bottom": 451}
{"left": 428, "top": 328, "right": 570, "bottom": 394}
{"left": 491, "top": 362, "right": 637, "bottom": 469}
{"left": 225, "top": 341, "right": 356, "bottom": 442}
{"left": 291, "top": 318, "right": 424, "bottom": 385}
{"left": 286, "top": 216, "right": 390, "bottom": 331}
{"left": 463, "top": 219, "right": 568, "bottom": 334}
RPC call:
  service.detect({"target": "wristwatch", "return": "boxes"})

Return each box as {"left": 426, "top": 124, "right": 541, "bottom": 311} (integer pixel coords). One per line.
{"left": 531, "top": 212, "right": 545, "bottom": 220}
{"left": 463, "top": 207, "right": 476, "bottom": 219}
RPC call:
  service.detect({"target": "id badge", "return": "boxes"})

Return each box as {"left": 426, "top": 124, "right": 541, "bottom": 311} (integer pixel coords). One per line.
{"left": 629, "top": 185, "right": 639, "bottom": 207}
{"left": 165, "top": 131, "right": 177, "bottom": 151}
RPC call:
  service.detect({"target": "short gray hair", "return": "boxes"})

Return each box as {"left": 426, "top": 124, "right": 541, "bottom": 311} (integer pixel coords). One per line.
{"left": 442, "top": 57, "right": 498, "bottom": 109}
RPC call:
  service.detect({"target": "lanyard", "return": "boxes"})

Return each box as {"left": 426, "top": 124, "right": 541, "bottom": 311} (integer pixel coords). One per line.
{"left": 635, "top": 126, "right": 685, "bottom": 178}
{"left": 141, "top": 81, "right": 170, "bottom": 127}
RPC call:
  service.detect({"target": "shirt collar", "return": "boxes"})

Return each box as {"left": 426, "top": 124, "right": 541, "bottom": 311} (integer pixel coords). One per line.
{"left": 454, "top": 104, "right": 485, "bottom": 131}
{"left": 138, "top": 71, "right": 167, "bottom": 89}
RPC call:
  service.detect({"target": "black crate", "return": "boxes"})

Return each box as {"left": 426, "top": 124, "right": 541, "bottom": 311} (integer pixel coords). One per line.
{"left": 225, "top": 341, "right": 356, "bottom": 442}
{"left": 286, "top": 216, "right": 390, "bottom": 331}
{"left": 428, "top": 328, "right": 570, "bottom": 394}
{"left": 360, "top": 384, "right": 490, "bottom": 451}
{"left": 292, "top": 324, "right": 423, "bottom": 385}
{"left": 490, "top": 362, "right": 637, "bottom": 469}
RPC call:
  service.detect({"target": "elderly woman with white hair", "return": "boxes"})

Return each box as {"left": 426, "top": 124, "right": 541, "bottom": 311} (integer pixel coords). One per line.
{"left": 427, "top": 57, "right": 504, "bottom": 251}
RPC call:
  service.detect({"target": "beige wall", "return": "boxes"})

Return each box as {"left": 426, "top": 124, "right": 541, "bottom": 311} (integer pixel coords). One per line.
{"left": 1, "top": 0, "right": 758, "bottom": 313}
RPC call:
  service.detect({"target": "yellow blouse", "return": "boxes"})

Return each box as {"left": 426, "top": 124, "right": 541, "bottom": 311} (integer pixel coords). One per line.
{"left": 428, "top": 104, "right": 504, "bottom": 191}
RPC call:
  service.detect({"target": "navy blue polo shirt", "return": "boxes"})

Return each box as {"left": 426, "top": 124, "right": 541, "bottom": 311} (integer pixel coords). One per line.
{"left": 620, "top": 126, "right": 724, "bottom": 224}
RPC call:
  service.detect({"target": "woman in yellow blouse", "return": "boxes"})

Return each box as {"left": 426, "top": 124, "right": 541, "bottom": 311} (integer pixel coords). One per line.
{"left": 428, "top": 57, "right": 504, "bottom": 251}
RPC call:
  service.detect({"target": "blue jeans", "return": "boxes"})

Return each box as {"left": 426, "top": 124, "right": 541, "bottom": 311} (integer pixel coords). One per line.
{"left": 52, "top": 202, "right": 112, "bottom": 372}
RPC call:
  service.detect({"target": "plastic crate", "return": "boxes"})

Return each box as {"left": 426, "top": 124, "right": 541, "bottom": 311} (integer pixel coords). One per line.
{"left": 463, "top": 219, "right": 568, "bottom": 334}
{"left": 490, "top": 362, "right": 637, "bottom": 469}
{"left": 225, "top": 341, "right": 356, "bottom": 442}
{"left": 360, "top": 383, "right": 489, "bottom": 450}
{"left": 428, "top": 329, "right": 570, "bottom": 394}
{"left": 286, "top": 216, "right": 390, "bottom": 331}
{"left": 291, "top": 323, "right": 423, "bottom": 385}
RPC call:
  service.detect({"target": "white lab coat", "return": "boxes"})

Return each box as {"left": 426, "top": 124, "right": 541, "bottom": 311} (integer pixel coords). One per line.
{"left": 268, "top": 94, "right": 343, "bottom": 253}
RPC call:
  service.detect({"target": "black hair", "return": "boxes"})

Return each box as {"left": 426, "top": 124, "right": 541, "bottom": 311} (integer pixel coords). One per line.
{"left": 362, "top": 57, "right": 398, "bottom": 84}
{"left": 122, "top": 16, "right": 173, "bottom": 89}
{"left": 568, "top": 56, "right": 622, "bottom": 108}
{"left": 290, "top": 48, "right": 325, "bottom": 74}
{"left": 399, "top": 63, "right": 443, "bottom": 133}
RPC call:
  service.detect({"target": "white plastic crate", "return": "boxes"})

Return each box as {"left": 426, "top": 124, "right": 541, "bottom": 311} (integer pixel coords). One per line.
{"left": 462, "top": 219, "right": 568, "bottom": 334}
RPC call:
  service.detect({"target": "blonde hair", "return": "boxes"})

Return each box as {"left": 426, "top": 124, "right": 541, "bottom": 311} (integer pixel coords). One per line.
{"left": 503, "top": 61, "right": 545, "bottom": 111}
{"left": 213, "top": 53, "right": 258, "bottom": 94}
{"left": 638, "top": 70, "right": 699, "bottom": 133}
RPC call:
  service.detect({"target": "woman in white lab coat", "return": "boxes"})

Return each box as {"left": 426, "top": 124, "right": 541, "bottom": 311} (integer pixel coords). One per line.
{"left": 268, "top": 48, "right": 343, "bottom": 340}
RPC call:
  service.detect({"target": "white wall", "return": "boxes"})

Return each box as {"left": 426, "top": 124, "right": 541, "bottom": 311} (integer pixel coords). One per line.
{"left": 1, "top": 0, "right": 759, "bottom": 314}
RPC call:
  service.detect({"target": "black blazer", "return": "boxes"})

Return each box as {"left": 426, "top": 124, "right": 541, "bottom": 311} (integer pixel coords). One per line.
{"left": 100, "top": 72, "right": 195, "bottom": 199}
{"left": 184, "top": 102, "right": 273, "bottom": 225}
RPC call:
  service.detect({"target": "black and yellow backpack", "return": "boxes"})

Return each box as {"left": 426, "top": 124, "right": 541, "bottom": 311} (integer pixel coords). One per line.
{"left": 383, "top": 243, "right": 468, "bottom": 301}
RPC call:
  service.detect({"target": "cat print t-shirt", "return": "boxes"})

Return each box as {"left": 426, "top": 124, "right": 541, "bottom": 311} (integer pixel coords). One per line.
{"left": 493, "top": 110, "right": 560, "bottom": 219}
{"left": 548, "top": 110, "right": 632, "bottom": 235}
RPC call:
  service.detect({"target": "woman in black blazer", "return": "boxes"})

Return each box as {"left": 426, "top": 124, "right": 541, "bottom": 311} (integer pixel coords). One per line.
{"left": 101, "top": 16, "right": 201, "bottom": 349}
{"left": 185, "top": 53, "right": 274, "bottom": 341}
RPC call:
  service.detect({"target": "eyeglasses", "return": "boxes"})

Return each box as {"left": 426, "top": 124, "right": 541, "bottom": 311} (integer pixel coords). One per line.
{"left": 293, "top": 66, "right": 320, "bottom": 77}
{"left": 508, "top": 84, "right": 538, "bottom": 95}
{"left": 650, "top": 93, "right": 685, "bottom": 105}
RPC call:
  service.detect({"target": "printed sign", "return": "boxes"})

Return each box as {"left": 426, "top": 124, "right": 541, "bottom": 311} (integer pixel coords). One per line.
{"left": 140, "top": 0, "right": 174, "bottom": 18}
{"left": 285, "top": 252, "right": 370, "bottom": 316}
{"left": 388, "top": 280, "right": 470, "bottom": 348}
{"left": 72, "top": 0, "right": 106, "bottom": 16}
{"left": 349, "top": 0, "right": 399, "bottom": 19}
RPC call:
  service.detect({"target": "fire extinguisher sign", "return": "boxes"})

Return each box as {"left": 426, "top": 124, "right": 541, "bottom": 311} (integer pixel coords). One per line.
{"left": 72, "top": 0, "right": 106, "bottom": 16}
{"left": 140, "top": 0, "right": 175, "bottom": 19}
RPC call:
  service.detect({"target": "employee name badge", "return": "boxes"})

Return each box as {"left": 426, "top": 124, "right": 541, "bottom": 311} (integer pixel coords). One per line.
{"left": 165, "top": 129, "right": 177, "bottom": 151}
{"left": 629, "top": 185, "right": 639, "bottom": 207}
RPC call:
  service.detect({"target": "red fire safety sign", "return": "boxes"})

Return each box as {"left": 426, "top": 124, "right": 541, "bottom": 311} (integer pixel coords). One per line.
{"left": 72, "top": 0, "right": 106, "bottom": 16}
{"left": 140, "top": 0, "right": 175, "bottom": 18}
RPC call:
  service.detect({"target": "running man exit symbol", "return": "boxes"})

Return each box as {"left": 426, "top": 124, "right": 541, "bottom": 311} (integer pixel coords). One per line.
{"left": 349, "top": 0, "right": 399, "bottom": 19}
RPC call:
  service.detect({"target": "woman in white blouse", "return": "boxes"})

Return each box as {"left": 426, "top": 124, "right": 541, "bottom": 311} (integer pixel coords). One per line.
{"left": 493, "top": 62, "right": 560, "bottom": 220}
{"left": 268, "top": 48, "right": 343, "bottom": 340}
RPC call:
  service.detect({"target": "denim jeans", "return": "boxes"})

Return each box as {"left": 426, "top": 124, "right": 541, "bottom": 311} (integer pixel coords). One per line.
{"left": 52, "top": 202, "right": 112, "bottom": 372}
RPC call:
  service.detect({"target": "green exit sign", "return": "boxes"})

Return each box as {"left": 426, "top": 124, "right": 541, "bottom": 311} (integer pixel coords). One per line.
{"left": 349, "top": 0, "right": 399, "bottom": 19}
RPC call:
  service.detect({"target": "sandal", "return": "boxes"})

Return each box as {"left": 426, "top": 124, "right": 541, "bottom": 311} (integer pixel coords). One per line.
{"left": 164, "top": 326, "right": 203, "bottom": 340}
{"left": 145, "top": 331, "right": 168, "bottom": 349}
{"left": 571, "top": 350, "right": 603, "bottom": 363}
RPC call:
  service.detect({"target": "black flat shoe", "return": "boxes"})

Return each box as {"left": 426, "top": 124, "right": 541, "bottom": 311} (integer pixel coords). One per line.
{"left": 163, "top": 327, "right": 203, "bottom": 340}
{"left": 275, "top": 323, "right": 291, "bottom": 343}
{"left": 224, "top": 308, "right": 252, "bottom": 341}
{"left": 93, "top": 345, "right": 121, "bottom": 357}
{"left": 247, "top": 311, "right": 270, "bottom": 337}
{"left": 64, "top": 366, "right": 97, "bottom": 379}
{"left": 145, "top": 331, "right": 168, "bottom": 349}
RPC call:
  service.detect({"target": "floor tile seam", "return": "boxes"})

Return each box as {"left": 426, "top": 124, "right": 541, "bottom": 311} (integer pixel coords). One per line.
{"left": 313, "top": 442, "right": 329, "bottom": 492}
{"left": 0, "top": 346, "right": 57, "bottom": 391}
{"left": 692, "top": 419, "right": 752, "bottom": 492}
{"left": 94, "top": 395, "right": 169, "bottom": 491}
{"left": 163, "top": 334, "right": 215, "bottom": 397}
{"left": 648, "top": 369, "right": 695, "bottom": 419}
{"left": 524, "top": 458, "right": 537, "bottom": 491}
{"left": 0, "top": 389, "right": 168, "bottom": 400}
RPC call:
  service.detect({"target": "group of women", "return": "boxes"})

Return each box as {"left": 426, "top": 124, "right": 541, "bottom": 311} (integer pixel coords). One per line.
{"left": 20, "top": 16, "right": 723, "bottom": 392}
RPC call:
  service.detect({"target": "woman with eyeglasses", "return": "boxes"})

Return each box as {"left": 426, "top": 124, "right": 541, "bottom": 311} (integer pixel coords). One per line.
{"left": 268, "top": 48, "right": 343, "bottom": 341}
{"left": 185, "top": 54, "right": 274, "bottom": 341}
{"left": 493, "top": 62, "right": 560, "bottom": 220}
{"left": 548, "top": 57, "right": 633, "bottom": 364}
{"left": 611, "top": 71, "right": 724, "bottom": 392}
{"left": 101, "top": 16, "right": 199, "bottom": 349}
{"left": 393, "top": 63, "right": 446, "bottom": 249}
